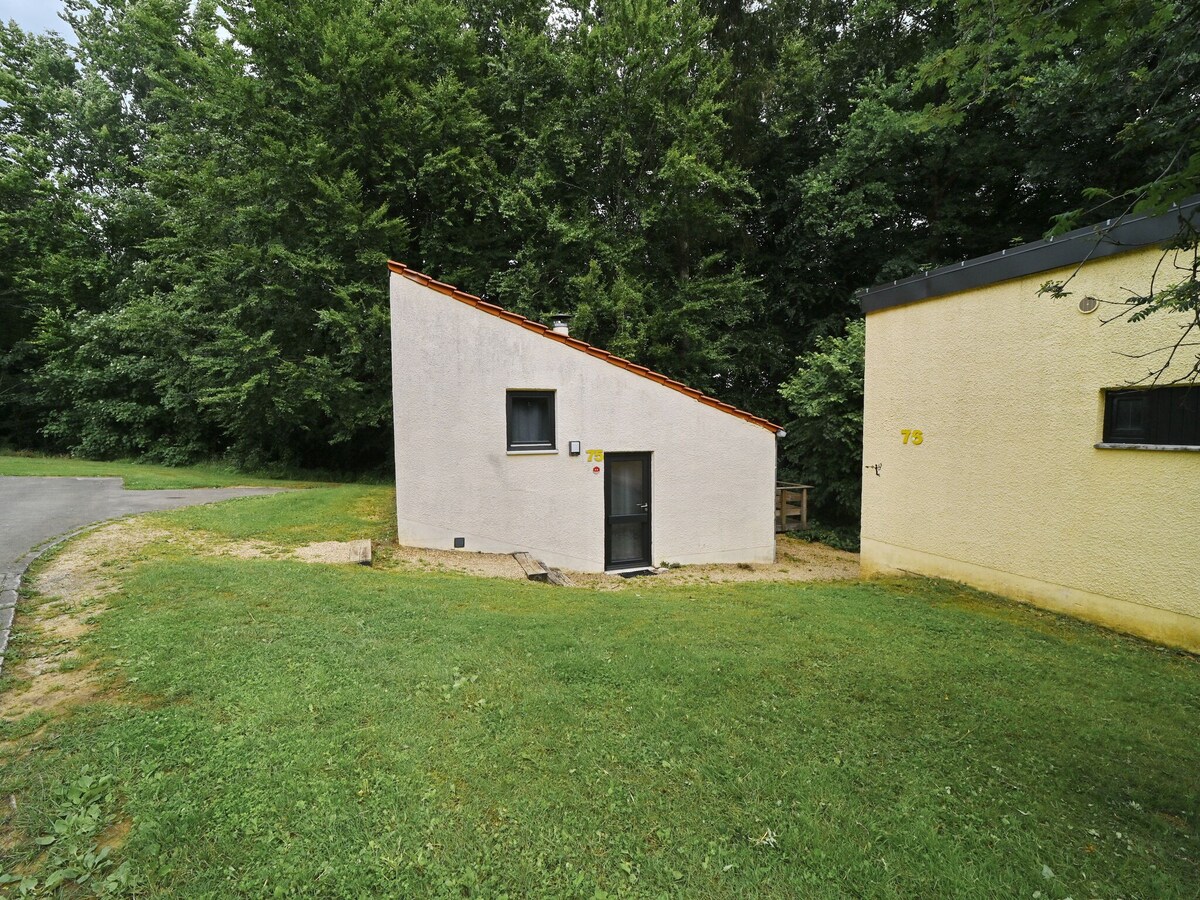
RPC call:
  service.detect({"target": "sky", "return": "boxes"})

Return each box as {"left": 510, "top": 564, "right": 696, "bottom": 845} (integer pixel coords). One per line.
{"left": 0, "top": 0, "right": 69, "bottom": 36}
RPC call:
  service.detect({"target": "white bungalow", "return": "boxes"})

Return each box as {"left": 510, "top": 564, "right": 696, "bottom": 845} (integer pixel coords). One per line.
{"left": 388, "top": 262, "right": 784, "bottom": 573}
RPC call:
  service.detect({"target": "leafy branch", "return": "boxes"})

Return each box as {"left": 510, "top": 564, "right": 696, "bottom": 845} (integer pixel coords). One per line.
{"left": 1039, "top": 218, "right": 1199, "bottom": 383}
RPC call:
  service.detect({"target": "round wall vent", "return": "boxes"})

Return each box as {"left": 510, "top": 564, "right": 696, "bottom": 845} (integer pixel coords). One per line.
{"left": 1077, "top": 296, "right": 1099, "bottom": 314}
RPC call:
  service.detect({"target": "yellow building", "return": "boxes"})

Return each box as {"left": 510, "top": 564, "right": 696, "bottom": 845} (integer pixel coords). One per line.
{"left": 859, "top": 198, "right": 1200, "bottom": 652}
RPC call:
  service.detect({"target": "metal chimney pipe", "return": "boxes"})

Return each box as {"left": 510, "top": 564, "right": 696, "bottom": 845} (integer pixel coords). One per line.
{"left": 550, "top": 314, "right": 571, "bottom": 336}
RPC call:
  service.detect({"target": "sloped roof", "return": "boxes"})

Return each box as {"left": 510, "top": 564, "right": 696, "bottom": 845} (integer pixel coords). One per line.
{"left": 388, "top": 261, "right": 783, "bottom": 434}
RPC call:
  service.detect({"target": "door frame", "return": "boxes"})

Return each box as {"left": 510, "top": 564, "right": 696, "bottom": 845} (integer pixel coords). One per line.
{"left": 603, "top": 452, "right": 652, "bottom": 570}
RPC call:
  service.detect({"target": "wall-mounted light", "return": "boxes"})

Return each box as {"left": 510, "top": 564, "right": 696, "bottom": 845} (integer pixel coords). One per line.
{"left": 569, "top": 441, "right": 581, "bottom": 456}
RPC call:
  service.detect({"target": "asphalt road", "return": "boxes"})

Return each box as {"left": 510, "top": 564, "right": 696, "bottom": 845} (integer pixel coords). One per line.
{"left": 0, "top": 476, "right": 281, "bottom": 575}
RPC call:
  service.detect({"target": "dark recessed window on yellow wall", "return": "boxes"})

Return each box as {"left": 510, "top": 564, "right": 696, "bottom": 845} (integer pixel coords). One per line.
{"left": 507, "top": 390, "right": 555, "bottom": 450}
{"left": 1103, "top": 387, "right": 1200, "bottom": 446}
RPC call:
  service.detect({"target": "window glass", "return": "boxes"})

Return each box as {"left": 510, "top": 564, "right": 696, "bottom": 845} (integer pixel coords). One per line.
{"left": 608, "top": 459, "right": 644, "bottom": 515}
{"left": 1103, "top": 387, "right": 1200, "bottom": 446}
{"left": 609, "top": 522, "right": 644, "bottom": 562}
{"left": 1109, "top": 392, "right": 1148, "bottom": 440}
{"left": 507, "top": 391, "right": 555, "bottom": 449}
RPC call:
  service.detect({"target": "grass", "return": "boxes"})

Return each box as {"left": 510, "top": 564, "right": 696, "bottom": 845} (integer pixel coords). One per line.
{"left": 1, "top": 475, "right": 1197, "bottom": 897}
{"left": 0, "top": 450, "right": 353, "bottom": 490}
{"left": 153, "top": 484, "right": 396, "bottom": 547}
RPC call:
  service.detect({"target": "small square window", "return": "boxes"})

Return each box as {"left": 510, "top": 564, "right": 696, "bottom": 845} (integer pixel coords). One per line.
{"left": 1106, "top": 391, "right": 1149, "bottom": 442}
{"left": 507, "top": 390, "right": 555, "bottom": 450}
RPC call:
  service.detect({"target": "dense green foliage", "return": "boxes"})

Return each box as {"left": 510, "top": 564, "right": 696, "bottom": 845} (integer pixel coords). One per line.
{"left": 779, "top": 319, "right": 864, "bottom": 523}
{"left": 1, "top": 0, "right": 1196, "bottom": 482}
{"left": 2, "top": 482, "right": 1197, "bottom": 896}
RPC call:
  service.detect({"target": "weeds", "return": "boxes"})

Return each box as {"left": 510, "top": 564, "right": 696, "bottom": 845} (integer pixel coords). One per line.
{"left": 0, "top": 770, "right": 136, "bottom": 897}
{"left": 787, "top": 520, "right": 860, "bottom": 553}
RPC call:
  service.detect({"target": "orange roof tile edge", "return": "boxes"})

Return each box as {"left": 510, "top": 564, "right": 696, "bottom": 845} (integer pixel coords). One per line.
{"left": 388, "top": 260, "right": 784, "bottom": 434}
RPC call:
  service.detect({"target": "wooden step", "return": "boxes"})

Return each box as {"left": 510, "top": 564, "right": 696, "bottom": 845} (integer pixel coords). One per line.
{"left": 543, "top": 567, "right": 574, "bottom": 587}
{"left": 512, "top": 552, "right": 548, "bottom": 578}
{"left": 513, "top": 552, "right": 573, "bottom": 587}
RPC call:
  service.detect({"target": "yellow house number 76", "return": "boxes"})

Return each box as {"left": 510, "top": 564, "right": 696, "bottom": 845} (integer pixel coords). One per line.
{"left": 900, "top": 429, "right": 924, "bottom": 445}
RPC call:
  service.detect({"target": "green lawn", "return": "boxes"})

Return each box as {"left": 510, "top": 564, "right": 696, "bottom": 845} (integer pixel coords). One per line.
{"left": 0, "top": 451, "right": 322, "bottom": 490}
{"left": 1, "top": 478, "right": 1197, "bottom": 898}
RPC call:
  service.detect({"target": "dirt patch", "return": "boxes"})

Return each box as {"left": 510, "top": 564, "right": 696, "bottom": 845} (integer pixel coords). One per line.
{"left": 380, "top": 535, "right": 858, "bottom": 588}
{"left": 0, "top": 794, "right": 18, "bottom": 853}
{"left": 293, "top": 540, "right": 371, "bottom": 565}
{"left": 208, "top": 540, "right": 280, "bottom": 560}
{"left": 381, "top": 544, "right": 529, "bottom": 580}
{"left": 569, "top": 535, "right": 859, "bottom": 589}
{"left": 1, "top": 521, "right": 369, "bottom": 728}
{"left": 0, "top": 521, "right": 169, "bottom": 721}
{"left": 169, "top": 527, "right": 285, "bottom": 560}
{"left": 0, "top": 667, "right": 99, "bottom": 721}
{"left": 97, "top": 816, "right": 132, "bottom": 852}
{"left": 32, "top": 521, "right": 173, "bottom": 606}
{"left": 0, "top": 521, "right": 296, "bottom": 727}
{"left": 32, "top": 599, "right": 92, "bottom": 643}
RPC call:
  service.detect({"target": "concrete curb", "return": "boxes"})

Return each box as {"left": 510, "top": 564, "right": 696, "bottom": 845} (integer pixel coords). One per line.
{"left": 0, "top": 524, "right": 105, "bottom": 679}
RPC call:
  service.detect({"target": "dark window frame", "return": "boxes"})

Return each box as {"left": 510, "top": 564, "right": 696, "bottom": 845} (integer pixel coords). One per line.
{"left": 506, "top": 390, "right": 556, "bottom": 451}
{"left": 1102, "top": 386, "right": 1200, "bottom": 447}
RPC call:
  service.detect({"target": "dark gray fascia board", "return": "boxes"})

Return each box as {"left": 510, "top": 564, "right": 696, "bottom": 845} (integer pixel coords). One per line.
{"left": 858, "top": 195, "right": 1200, "bottom": 313}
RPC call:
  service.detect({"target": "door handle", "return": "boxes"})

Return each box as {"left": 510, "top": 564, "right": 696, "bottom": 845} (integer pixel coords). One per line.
{"left": 637, "top": 503, "right": 648, "bottom": 511}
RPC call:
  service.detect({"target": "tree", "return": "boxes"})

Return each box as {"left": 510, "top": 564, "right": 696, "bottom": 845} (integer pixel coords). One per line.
{"left": 17, "top": 0, "right": 507, "bottom": 468}
{"left": 486, "top": 0, "right": 765, "bottom": 402}
{"left": 922, "top": 0, "right": 1200, "bottom": 381}
{"left": 0, "top": 20, "right": 111, "bottom": 449}
{"left": 3, "top": 0, "right": 1194, "bottom": 476}
{"left": 778, "top": 319, "right": 864, "bottom": 524}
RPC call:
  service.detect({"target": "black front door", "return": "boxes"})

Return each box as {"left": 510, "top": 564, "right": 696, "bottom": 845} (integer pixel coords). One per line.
{"left": 604, "top": 452, "right": 651, "bottom": 570}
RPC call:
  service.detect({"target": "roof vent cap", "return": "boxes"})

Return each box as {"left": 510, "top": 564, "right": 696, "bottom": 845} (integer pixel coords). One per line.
{"left": 550, "top": 314, "right": 572, "bottom": 336}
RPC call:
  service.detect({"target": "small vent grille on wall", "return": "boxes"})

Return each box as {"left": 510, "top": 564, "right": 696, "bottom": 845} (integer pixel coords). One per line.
{"left": 1078, "top": 296, "right": 1099, "bottom": 314}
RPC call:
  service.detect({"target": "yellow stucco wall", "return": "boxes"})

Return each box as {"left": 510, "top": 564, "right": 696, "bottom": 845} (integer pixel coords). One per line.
{"left": 861, "top": 245, "right": 1200, "bottom": 652}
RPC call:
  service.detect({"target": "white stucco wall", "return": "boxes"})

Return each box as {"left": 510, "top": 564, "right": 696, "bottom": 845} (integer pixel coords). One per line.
{"left": 390, "top": 273, "right": 778, "bottom": 573}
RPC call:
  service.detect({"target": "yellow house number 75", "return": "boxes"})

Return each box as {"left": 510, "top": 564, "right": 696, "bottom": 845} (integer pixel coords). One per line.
{"left": 900, "top": 429, "right": 924, "bottom": 445}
